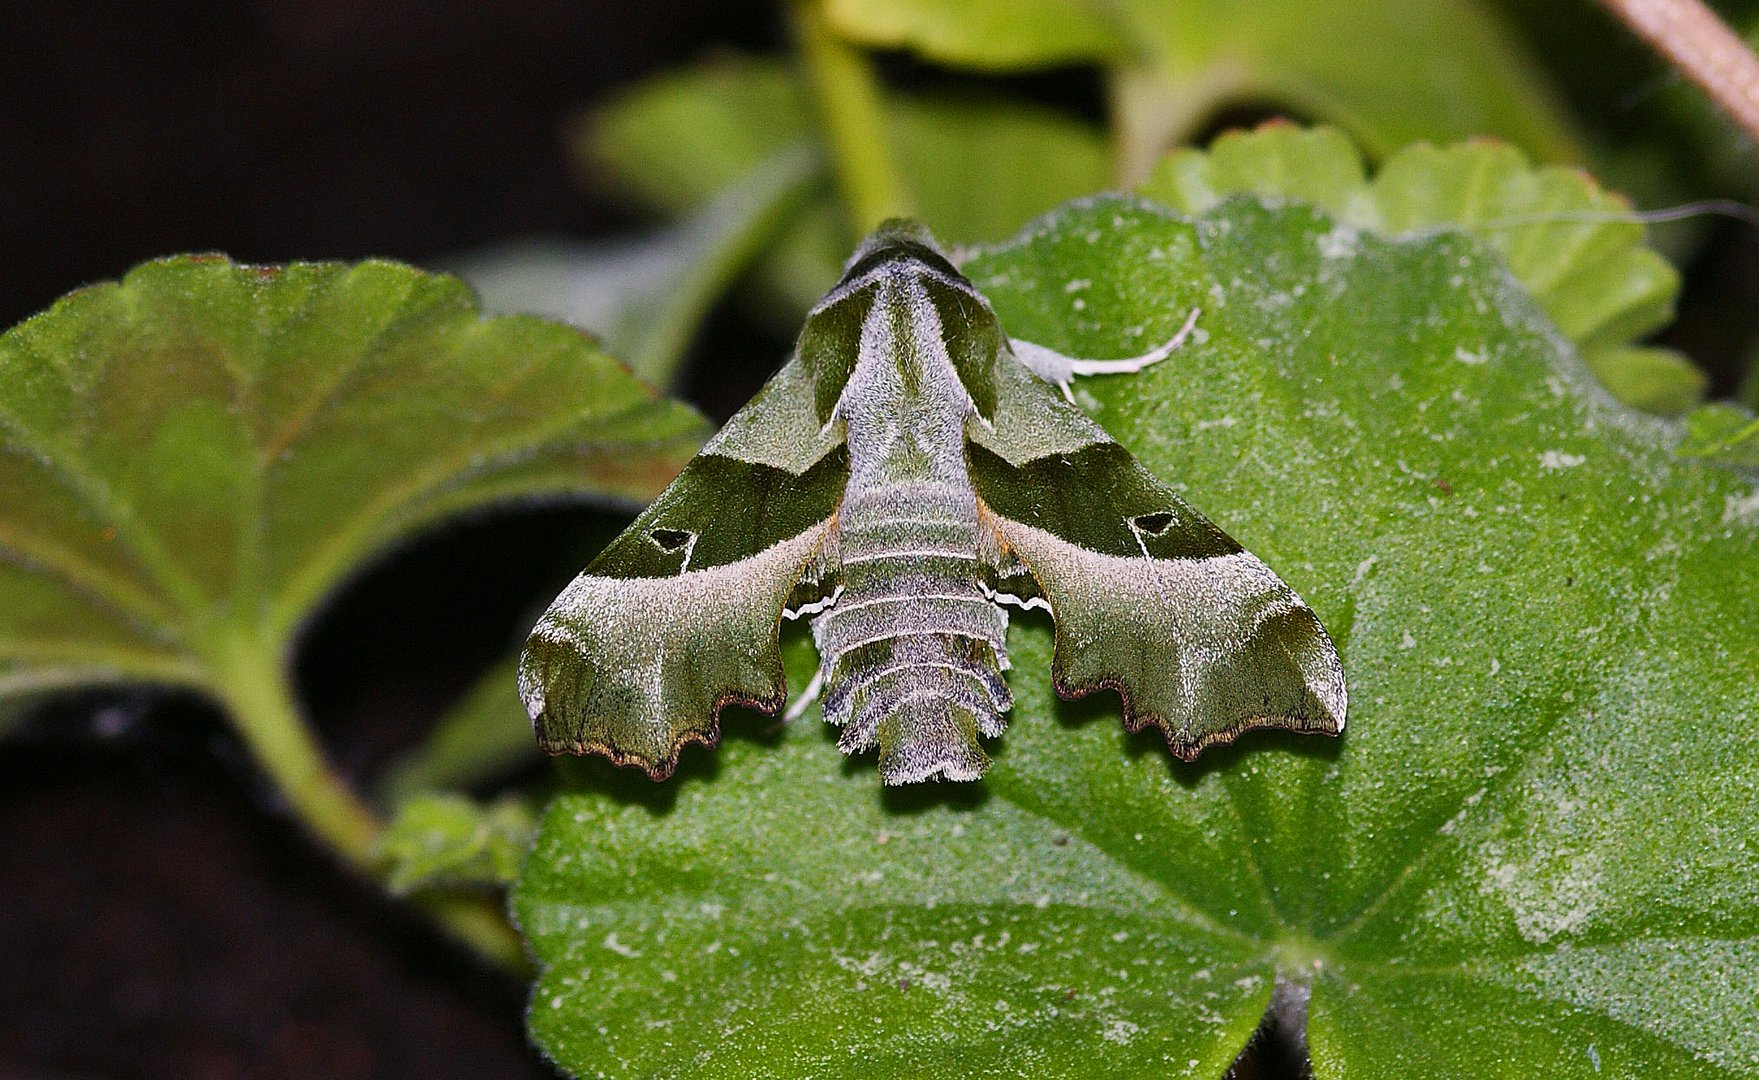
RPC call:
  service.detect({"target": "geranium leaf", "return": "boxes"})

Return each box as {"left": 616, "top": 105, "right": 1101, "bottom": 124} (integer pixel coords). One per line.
{"left": 823, "top": 0, "right": 1123, "bottom": 69}
{"left": 1584, "top": 346, "right": 1707, "bottom": 418}
{"left": 0, "top": 256, "right": 705, "bottom": 701}
{"left": 1142, "top": 125, "right": 1697, "bottom": 414}
{"left": 515, "top": 192, "right": 1757, "bottom": 1076}
{"left": 1678, "top": 402, "right": 1759, "bottom": 468}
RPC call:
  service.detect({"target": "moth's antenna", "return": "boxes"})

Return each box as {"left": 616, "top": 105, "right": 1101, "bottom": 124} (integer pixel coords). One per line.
{"left": 1470, "top": 199, "right": 1759, "bottom": 231}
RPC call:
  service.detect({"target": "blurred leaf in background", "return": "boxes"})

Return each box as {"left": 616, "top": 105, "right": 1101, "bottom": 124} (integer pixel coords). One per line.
{"left": 455, "top": 142, "right": 824, "bottom": 391}
{"left": 1678, "top": 400, "right": 1759, "bottom": 467}
{"left": 1491, "top": 0, "right": 1759, "bottom": 213}
{"left": 1486, "top": 1, "right": 1759, "bottom": 400}
{"left": 0, "top": 255, "right": 704, "bottom": 886}
{"left": 575, "top": 54, "right": 1112, "bottom": 323}
{"left": 378, "top": 792, "right": 537, "bottom": 895}
{"left": 821, "top": 0, "right": 1585, "bottom": 178}
{"left": 1142, "top": 125, "right": 1699, "bottom": 415}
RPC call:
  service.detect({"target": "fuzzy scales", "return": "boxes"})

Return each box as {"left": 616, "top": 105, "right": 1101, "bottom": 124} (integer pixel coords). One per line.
{"left": 802, "top": 254, "right": 1014, "bottom": 782}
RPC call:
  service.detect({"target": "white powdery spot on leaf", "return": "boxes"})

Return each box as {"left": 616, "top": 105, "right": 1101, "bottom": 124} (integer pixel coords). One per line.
{"left": 1492, "top": 939, "right": 1759, "bottom": 1071}
{"left": 1316, "top": 222, "right": 1360, "bottom": 260}
{"left": 896, "top": 961, "right": 952, "bottom": 993}
{"left": 1723, "top": 488, "right": 1759, "bottom": 525}
{"left": 1539, "top": 449, "right": 1586, "bottom": 470}
{"left": 1477, "top": 839, "right": 1606, "bottom": 945}
{"left": 1446, "top": 653, "right": 1752, "bottom": 952}
{"left": 1437, "top": 786, "right": 1487, "bottom": 837}
{"left": 603, "top": 931, "right": 642, "bottom": 958}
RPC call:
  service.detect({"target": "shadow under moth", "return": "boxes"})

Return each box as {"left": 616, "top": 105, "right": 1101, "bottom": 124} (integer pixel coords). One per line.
{"left": 519, "top": 220, "right": 1346, "bottom": 784}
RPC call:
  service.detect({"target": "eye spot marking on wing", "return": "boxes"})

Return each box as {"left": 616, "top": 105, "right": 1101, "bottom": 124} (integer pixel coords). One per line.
{"left": 1126, "top": 511, "right": 1180, "bottom": 560}
{"left": 1131, "top": 512, "right": 1175, "bottom": 537}
{"left": 647, "top": 528, "right": 699, "bottom": 571}
{"left": 648, "top": 528, "right": 693, "bottom": 552}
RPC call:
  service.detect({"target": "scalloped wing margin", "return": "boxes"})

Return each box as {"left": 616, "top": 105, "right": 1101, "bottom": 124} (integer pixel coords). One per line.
{"left": 969, "top": 357, "right": 1344, "bottom": 758}
{"left": 519, "top": 355, "right": 848, "bottom": 778}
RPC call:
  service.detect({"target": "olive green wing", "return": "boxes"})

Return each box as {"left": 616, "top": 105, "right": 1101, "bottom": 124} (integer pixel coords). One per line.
{"left": 968, "top": 356, "right": 1345, "bottom": 760}
{"left": 519, "top": 357, "right": 847, "bottom": 778}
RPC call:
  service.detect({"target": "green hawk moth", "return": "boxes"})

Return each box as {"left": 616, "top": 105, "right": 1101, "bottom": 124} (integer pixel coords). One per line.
{"left": 518, "top": 220, "right": 1346, "bottom": 784}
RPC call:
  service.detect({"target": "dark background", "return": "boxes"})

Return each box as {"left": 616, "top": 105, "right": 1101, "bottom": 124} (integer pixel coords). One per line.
{"left": 0, "top": 3, "right": 782, "bottom": 1077}
{"left": 0, "top": 2, "right": 1752, "bottom": 1078}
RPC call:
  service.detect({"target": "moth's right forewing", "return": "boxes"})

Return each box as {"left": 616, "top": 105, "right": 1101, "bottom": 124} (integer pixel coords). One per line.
{"left": 969, "top": 355, "right": 1345, "bottom": 760}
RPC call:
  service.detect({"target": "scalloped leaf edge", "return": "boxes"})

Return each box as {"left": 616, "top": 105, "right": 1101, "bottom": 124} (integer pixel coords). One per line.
{"left": 1141, "top": 124, "right": 1692, "bottom": 414}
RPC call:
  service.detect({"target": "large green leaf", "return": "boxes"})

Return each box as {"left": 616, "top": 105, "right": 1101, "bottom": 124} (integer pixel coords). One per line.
{"left": 0, "top": 256, "right": 705, "bottom": 701}
{"left": 580, "top": 54, "right": 1111, "bottom": 321}
{"left": 823, "top": 0, "right": 1584, "bottom": 178}
{"left": 515, "top": 194, "right": 1759, "bottom": 1075}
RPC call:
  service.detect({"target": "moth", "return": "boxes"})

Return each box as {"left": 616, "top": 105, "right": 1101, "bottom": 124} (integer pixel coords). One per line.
{"left": 519, "top": 220, "right": 1345, "bottom": 784}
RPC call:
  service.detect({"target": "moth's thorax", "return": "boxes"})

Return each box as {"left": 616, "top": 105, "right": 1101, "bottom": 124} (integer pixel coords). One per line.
{"left": 809, "top": 260, "right": 1012, "bottom": 782}
{"left": 838, "top": 272, "right": 976, "bottom": 483}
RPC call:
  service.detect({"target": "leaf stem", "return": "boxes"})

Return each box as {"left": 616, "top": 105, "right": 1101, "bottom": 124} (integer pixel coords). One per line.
{"left": 789, "top": 0, "right": 913, "bottom": 234}
{"left": 414, "top": 892, "right": 534, "bottom": 976}
{"left": 208, "top": 631, "right": 528, "bottom": 971}
{"left": 212, "top": 634, "right": 382, "bottom": 867}
{"left": 1594, "top": 0, "right": 1759, "bottom": 143}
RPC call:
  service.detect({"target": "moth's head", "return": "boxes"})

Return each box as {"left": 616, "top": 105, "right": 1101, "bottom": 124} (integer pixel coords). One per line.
{"left": 848, "top": 218, "right": 941, "bottom": 259}
{"left": 838, "top": 218, "right": 961, "bottom": 286}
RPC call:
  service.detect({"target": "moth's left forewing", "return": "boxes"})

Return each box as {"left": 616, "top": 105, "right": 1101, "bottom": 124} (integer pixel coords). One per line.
{"left": 968, "top": 354, "right": 1345, "bottom": 759}
{"left": 519, "top": 355, "right": 847, "bottom": 778}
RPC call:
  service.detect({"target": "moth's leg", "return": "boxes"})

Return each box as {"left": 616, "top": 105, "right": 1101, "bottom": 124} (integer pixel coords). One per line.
{"left": 1011, "top": 307, "right": 1201, "bottom": 400}
{"left": 783, "top": 664, "right": 825, "bottom": 722}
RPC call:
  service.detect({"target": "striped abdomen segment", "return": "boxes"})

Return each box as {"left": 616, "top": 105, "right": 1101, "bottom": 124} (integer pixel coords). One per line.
{"left": 811, "top": 495, "right": 1011, "bottom": 784}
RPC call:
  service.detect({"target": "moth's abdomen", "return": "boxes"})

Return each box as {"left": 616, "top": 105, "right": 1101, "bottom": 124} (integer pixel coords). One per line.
{"left": 812, "top": 493, "right": 1011, "bottom": 784}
